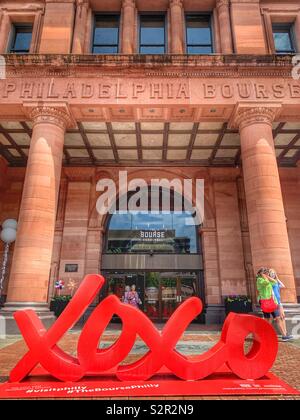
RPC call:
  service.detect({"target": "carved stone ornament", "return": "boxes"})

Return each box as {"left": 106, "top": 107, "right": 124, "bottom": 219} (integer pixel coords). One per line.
{"left": 170, "top": 0, "right": 183, "bottom": 8}
{"left": 216, "top": 0, "right": 230, "bottom": 10}
{"left": 29, "top": 107, "right": 72, "bottom": 130}
{"left": 122, "top": 0, "right": 135, "bottom": 8}
{"left": 235, "top": 107, "right": 276, "bottom": 130}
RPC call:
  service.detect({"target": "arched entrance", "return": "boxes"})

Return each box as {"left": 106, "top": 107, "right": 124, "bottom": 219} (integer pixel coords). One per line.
{"left": 100, "top": 186, "right": 205, "bottom": 323}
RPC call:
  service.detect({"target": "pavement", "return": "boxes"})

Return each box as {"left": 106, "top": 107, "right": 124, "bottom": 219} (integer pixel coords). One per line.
{"left": 0, "top": 327, "right": 299, "bottom": 400}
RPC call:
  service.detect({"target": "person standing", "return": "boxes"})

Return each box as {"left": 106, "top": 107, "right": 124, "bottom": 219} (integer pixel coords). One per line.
{"left": 256, "top": 268, "right": 293, "bottom": 342}
{"left": 268, "top": 268, "right": 293, "bottom": 342}
{"left": 122, "top": 285, "right": 131, "bottom": 304}
{"left": 127, "top": 284, "right": 142, "bottom": 309}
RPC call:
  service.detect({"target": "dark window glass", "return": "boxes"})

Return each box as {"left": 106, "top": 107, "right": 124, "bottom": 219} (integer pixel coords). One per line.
{"left": 10, "top": 25, "right": 32, "bottom": 53}
{"left": 186, "top": 15, "right": 213, "bottom": 54}
{"left": 273, "top": 23, "right": 295, "bottom": 54}
{"left": 93, "top": 15, "right": 120, "bottom": 54}
{"left": 106, "top": 212, "right": 198, "bottom": 254}
{"left": 140, "top": 15, "right": 166, "bottom": 54}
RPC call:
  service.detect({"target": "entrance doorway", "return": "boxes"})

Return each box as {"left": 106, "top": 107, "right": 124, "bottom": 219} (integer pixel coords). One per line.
{"left": 104, "top": 271, "right": 204, "bottom": 322}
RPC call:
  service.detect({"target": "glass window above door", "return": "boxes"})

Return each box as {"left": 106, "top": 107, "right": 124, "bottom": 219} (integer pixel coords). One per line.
{"left": 185, "top": 15, "right": 213, "bottom": 54}
{"left": 106, "top": 212, "right": 198, "bottom": 254}
{"left": 139, "top": 15, "right": 166, "bottom": 54}
{"left": 93, "top": 14, "right": 120, "bottom": 54}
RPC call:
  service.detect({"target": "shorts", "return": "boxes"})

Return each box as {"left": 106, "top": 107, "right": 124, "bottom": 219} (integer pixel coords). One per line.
{"left": 263, "top": 308, "right": 280, "bottom": 319}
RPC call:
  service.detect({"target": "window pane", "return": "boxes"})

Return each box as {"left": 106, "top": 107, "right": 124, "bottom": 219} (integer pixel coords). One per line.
{"left": 93, "top": 15, "right": 119, "bottom": 52}
{"left": 186, "top": 16, "right": 212, "bottom": 46}
{"left": 140, "top": 15, "right": 165, "bottom": 46}
{"left": 11, "top": 27, "right": 32, "bottom": 52}
{"left": 187, "top": 46, "right": 213, "bottom": 54}
{"left": 106, "top": 211, "right": 198, "bottom": 254}
{"left": 140, "top": 46, "right": 165, "bottom": 54}
{"left": 273, "top": 31, "right": 293, "bottom": 52}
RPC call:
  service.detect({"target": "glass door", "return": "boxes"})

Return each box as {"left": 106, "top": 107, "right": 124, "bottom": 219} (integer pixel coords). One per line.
{"left": 160, "top": 273, "right": 178, "bottom": 321}
{"left": 178, "top": 272, "right": 197, "bottom": 304}
{"left": 144, "top": 272, "right": 160, "bottom": 321}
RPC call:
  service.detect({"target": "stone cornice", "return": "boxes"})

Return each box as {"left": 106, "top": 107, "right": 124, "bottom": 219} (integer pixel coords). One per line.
{"left": 234, "top": 107, "right": 277, "bottom": 130}
{"left": 29, "top": 106, "right": 72, "bottom": 130}
{"left": 2, "top": 54, "right": 296, "bottom": 79}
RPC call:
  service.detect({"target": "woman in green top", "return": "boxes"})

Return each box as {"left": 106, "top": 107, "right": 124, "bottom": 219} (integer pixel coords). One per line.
{"left": 256, "top": 267, "right": 289, "bottom": 340}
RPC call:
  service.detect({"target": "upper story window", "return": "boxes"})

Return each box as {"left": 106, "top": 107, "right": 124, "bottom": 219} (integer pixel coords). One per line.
{"left": 272, "top": 23, "right": 296, "bottom": 54}
{"left": 139, "top": 15, "right": 166, "bottom": 54}
{"left": 93, "top": 14, "right": 120, "bottom": 54}
{"left": 9, "top": 24, "right": 33, "bottom": 53}
{"left": 185, "top": 15, "right": 213, "bottom": 54}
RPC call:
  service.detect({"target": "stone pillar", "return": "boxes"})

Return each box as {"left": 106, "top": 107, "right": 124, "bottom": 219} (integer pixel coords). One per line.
{"left": 170, "top": 0, "right": 184, "bottom": 54}
{"left": 0, "top": 156, "right": 8, "bottom": 190}
{"left": 0, "top": 11, "right": 10, "bottom": 53}
{"left": 236, "top": 107, "right": 297, "bottom": 304}
{"left": 1, "top": 106, "right": 71, "bottom": 333}
{"left": 121, "top": 0, "right": 136, "bottom": 54}
{"left": 216, "top": 0, "right": 233, "bottom": 54}
{"left": 72, "top": 0, "right": 90, "bottom": 54}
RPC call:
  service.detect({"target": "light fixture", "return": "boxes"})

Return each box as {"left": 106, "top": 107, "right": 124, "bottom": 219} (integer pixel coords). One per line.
{"left": 0, "top": 219, "right": 17, "bottom": 305}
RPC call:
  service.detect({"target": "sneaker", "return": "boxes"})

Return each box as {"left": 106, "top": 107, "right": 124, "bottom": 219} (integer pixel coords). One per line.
{"left": 282, "top": 335, "right": 294, "bottom": 342}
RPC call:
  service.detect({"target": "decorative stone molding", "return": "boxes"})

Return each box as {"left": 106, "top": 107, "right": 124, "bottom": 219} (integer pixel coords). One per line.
{"left": 234, "top": 107, "right": 277, "bottom": 130}
{"left": 216, "top": 0, "right": 230, "bottom": 10}
{"left": 122, "top": 0, "right": 135, "bottom": 8}
{"left": 170, "top": 0, "right": 183, "bottom": 8}
{"left": 29, "top": 106, "right": 72, "bottom": 130}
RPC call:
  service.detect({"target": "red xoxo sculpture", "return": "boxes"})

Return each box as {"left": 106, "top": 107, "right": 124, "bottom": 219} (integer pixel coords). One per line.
{"left": 10, "top": 274, "right": 278, "bottom": 383}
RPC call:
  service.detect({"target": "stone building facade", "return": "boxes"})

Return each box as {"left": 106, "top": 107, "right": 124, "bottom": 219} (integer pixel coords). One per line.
{"left": 0, "top": 0, "right": 300, "bottom": 329}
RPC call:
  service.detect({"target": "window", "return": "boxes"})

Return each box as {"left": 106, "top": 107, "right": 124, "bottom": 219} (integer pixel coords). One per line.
{"left": 185, "top": 15, "right": 213, "bottom": 54}
{"left": 9, "top": 25, "right": 33, "bottom": 53}
{"left": 139, "top": 15, "right": 166, "bottom": 54}
{"left": 272, "top": 23, "right": 295, "bottom": 54}
{"left": 93, "top": 15, "right": 120, "bottom": 54}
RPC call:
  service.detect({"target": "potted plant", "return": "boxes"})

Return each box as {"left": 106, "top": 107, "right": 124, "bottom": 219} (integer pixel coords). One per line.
{"left": 50, "top": 295, "right": 72, "bottom": 318}
{"left": 224, "top": 295, "right": 252, "bottom": 316}
{"left": 50, "top": 280, "right": 71, "bottom": 318}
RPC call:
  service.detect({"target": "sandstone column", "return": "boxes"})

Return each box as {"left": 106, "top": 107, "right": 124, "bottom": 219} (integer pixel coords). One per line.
{"left": 0, "top": 11, "right": 11, "bottom": 53}
{"left": 170, "top": 0, "right": 184, "bottom": 54}
{"left": 121, "top": 0, "right": 136, "bottom": 54}
{"left": 72, "top": 0, "right": 90, "bottom": 54}
{"left": 216, "top": 0, "right": 233, "bottom": 54}
{"left": 237, "top": 107, "right": 297, "bottom": 303}
{"left": 1, "top": 106, "right": 71, "bottom": 331}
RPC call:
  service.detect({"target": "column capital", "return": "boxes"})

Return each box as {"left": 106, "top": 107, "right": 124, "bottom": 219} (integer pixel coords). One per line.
{"left": 122, "top": 0, "right": 135, "bottom": 9}
{"left": 26, "top": 105, "right": 73, "bottom": 130}
{"left": 170, "top": 0, "right": 183, "bottom": 8}
{"left": 229, "top": 104, "right": 281, "bottom": 130}
{"left": 235, "top": 107, "right": 276, "bottom": 130}
{"left": 216, "top": 0, "right": 230, "bottom": 9}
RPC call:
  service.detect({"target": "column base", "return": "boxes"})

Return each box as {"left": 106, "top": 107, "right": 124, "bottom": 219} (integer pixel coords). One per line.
{"left": 0, "top": 302, "right": 56, "bottom": 335}
{"left": 204, "top": 304, "right": 225, "bottom": 325}
{"left": 253, "top": 303, "right": 300, "bottom": 335}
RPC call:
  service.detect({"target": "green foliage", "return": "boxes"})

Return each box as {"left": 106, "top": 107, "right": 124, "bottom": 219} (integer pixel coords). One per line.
{"left": 51, "top": 295, "right": 72, "bottom": 303}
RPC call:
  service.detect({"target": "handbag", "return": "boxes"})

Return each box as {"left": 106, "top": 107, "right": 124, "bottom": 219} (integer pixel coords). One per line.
{"left": 260, "top": 297, "right": 278, "bottom": 313}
